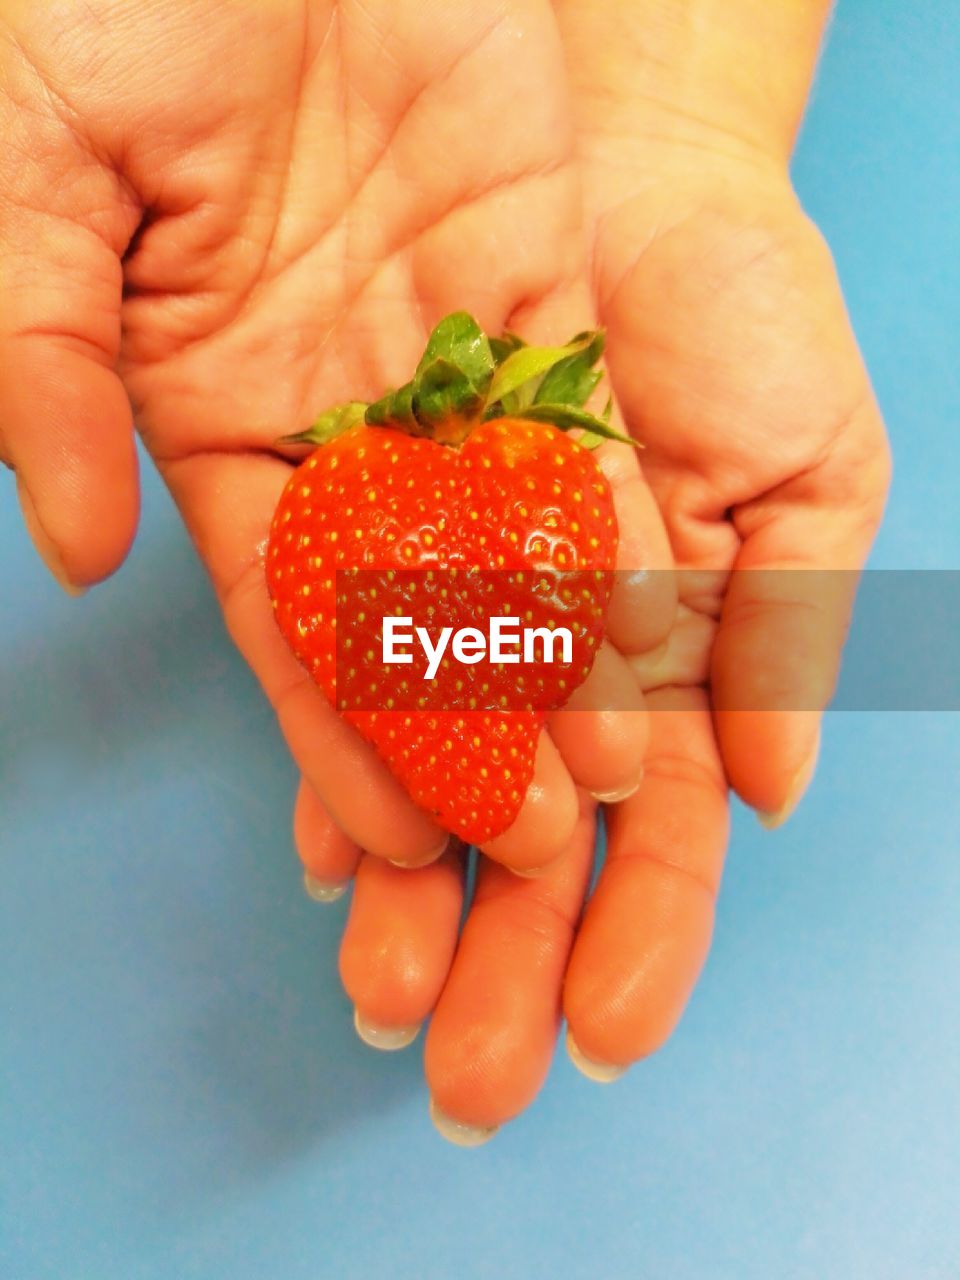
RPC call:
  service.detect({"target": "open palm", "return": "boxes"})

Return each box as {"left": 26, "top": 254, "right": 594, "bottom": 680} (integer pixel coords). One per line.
{"left": 1, "top": 0, "right": 668, "bottom": 878}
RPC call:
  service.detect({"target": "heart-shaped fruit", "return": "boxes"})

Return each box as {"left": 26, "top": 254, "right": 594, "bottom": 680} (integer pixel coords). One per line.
{"left": 267, "top": 313, "right": 629, "bottom": 844}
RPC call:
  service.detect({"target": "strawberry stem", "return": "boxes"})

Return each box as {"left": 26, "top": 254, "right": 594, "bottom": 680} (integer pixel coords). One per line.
{"left": 283, "top": 312, "right": 640, "bottom": 451}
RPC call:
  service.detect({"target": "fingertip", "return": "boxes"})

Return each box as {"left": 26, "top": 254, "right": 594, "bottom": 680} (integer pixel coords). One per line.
{"left": 589, "top": 774, "right": 643, "bottom": 805}
{"left": 385, "top": 835, "right": 450, "bottom": 870}
{"left": 302, "top": 872, "right": 350, "bottom": 904}
{"left": 424, "top": 1013, "right": 539, "bottom": 1132}
{"left": 548, "top": 640, "right": 648, "bottom": 800}
{"left": 353, "top": 1007, "right": 420, "bottom": 1052}
{"left": 717, "top": 709, "right": 821, "bottom": 818}
{"left": 10, "top": 353, "right": 139, "bottom": 587}
{"left": 565, "top": 1028, "right": 626, "bottom": 1084}
{"left": 756, "top": 725, "right": 821, "bottom": 828}
{"left": 480, "top": 733, "right": 578, "bottom": 874}
{"left": 339, "top": 854, "right": 462, "bottom": 1029}
{"left": 16, "top": 478, "right": 87, "bottom": 596}
{"left": 428, "top": 1096, "right": 498, "bottom": 1148}
{"left": 294, "top": 777, "right": 361, "bottom": 884}
{"left": 551, "top": 709, "right": 647, "bottom": 802}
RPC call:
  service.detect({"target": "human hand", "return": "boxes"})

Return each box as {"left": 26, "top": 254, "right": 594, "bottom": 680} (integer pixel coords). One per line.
{"left": 312, "top": 0, "right": 891, "bottom": 1142}
{"left": 0, "top": 1, "right": 673, "bottom": 872}
{"left": 561, "top": 0, "right": 891, "bottom": 817}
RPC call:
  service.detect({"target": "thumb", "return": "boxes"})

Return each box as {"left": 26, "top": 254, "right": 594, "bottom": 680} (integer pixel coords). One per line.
{"left": 2, "top": 329, "right": 139, "bottom": 593}
{"left": 711, "top": 398, "right": 891, "bottom": 823}
{"left": 1, "top": 85, "right": 140, "bottom": 591}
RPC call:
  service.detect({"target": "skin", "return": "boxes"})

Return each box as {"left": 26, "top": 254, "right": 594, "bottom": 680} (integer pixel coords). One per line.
{"left": 306, "top": 0, "right": 892, "bottom": 1139}
{"left": 1, "top": 1, "right": 889, "bottom": 1137}
{"left": 1, "top": 0, "right": 665, "bottom": 873}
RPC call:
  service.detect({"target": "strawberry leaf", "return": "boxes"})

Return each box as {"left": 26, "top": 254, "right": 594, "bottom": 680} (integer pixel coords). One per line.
{"left": 577, "top": 395, "right": 616, "bottom": 450}
{"left": 413, "top": 358, "right": 485, "bottom": 433}
{"left": 366, "top": 382, "right": 420, "bottom": 431}
{"left": 489, "top": 332, "right": 525, "bottom": 364}
{"left": 486, "top": 330, "right": 599, "bottom": 409}
{"left": 279, "top": 401, "right": 367, "bottom": 446}
{"left": 515, "top": 402, "right": 639, "bottom": 448}
{"left": 416, "top": 311, "right": 494, "bottom": 393}
{"left": 292, "top": 317, "right": 623, "bottom": 452}
{"left": 534, "top": 330, "right": 605, "bottom": 408}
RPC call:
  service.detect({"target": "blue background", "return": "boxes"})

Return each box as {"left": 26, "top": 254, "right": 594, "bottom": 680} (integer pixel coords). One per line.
{"left": 2, "top": 2, "right": 959, "bottom": 1276}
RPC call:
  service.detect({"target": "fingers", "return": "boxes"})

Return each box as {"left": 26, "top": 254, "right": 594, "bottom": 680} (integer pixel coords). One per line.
{"left": 596, "top": 440, "right": 678, "bottom": 655}
{"left": 228, "top": 559, "right": 450, "bottom": 862}
{"left": 1, "top": 342, "right": 138, "bottom": 591}
{"left": 340, "top": 848, "right": 464, "bottom": 1047}
{"left": 593, "top": 177, "right": 891, "bottom": 824}
{"left": 425, "top": 798, "right": 597, "bottom": 1140}
{"left": 294, "top": 778, "right": 361, "bottom": 901}
{"left": 540, "top": 425, "right": 672, "bottom": 804}
{"left": 0, "top": 97, "right": 140, "bottom": 589}
{"left": 478, "top": 317, "right": 675, "bottom": 850}
{"left": 479, "top": 732, "right": 578, "bottom": 874}
{"left": 165, "top": 451, "right": 450, "bottom": 864}
{"left": 167, "top": 451, "right": 589, "bottom": 870}
{"left": 564, "top": 687, "right": 729, "bottom": 1072}
{"left": 714, "top": 397, "right": 891, "bottom": 820}
{"left": 548, "top": 640, "right": 647, "bottom": 800}
{"left": 627, "top": 599, "right": 715, "bottom": 692}
{"left": 475, "top": 374, "right": 673, "bottom": 865}
{"left": 712, "top": 568, "right": 839, "bottom": 823}
{"left": 545, "top": 437, "right": 673, "bottom": 803}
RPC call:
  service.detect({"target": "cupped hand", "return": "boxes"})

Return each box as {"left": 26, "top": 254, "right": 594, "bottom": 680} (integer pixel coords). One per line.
{"left": 2, "top": 0, "right": 891, "bottom": 1142}
{"left": 309, "top": 0, "right": 891, "bottom": 1142}
{"left": 0, "top": 0, "right": 673, "bottom": 873}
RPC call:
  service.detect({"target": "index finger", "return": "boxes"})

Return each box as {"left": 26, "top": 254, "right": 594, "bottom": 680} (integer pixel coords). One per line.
{"left": 594, "top": 436, "right": 677, "bottom": 656}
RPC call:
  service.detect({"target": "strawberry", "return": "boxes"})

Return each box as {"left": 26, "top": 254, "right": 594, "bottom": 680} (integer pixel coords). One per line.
{"left": 267, "top": 313, "right": 629, "bottom": 845}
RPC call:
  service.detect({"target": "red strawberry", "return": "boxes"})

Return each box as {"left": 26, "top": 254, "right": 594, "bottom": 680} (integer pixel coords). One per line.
{"left": 267, "top": 314, "right": 629, "bottom": 845}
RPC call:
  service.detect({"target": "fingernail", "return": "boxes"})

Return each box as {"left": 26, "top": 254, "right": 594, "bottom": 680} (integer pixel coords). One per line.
{"left": 511, "top": 862, "right": 552, "bottom": 879}
{"left": 353, "top": 1008, "right": 420, "bottom": 1051}
{"left": 566, "top": 1029, "right": 626, "bottom": 1084}
{"left": 17, "top": 478, "right": 85, "bottom": 596}
{"left": 302, "top": 871, "right": 349, "bottom": 903}
{"left": 590, "top": 774, "right": 643, "bottom": 805}
{"left": 428, "top": 1096, "right": 498, "bottom": 1147}
{"left": 758, "top": 731, "right": 821, "bottom": 830}
{"left": 388, "top": 836, "right": 449, "bottom": 869}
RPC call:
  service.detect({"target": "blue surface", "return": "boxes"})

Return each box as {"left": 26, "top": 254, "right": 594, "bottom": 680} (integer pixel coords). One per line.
{"left": 3, "top": 2, "right": 959, "bottom": 1277}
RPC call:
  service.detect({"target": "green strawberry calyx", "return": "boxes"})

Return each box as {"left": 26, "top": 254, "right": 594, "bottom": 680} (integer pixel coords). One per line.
{"left": 281, "top": 311, "right": 638, "bottom": 451}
